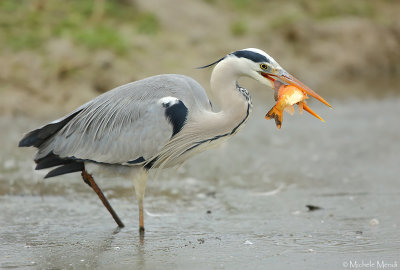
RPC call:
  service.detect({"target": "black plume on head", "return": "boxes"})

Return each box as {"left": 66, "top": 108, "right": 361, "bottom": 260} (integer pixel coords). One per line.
{"left": 231, "top": 50, "right": 270, "bottom": 63}
{"left": 197, "top": 49, "right": 270, "bottom": 69}
{"left": 196, "top": 56, "right": 226, "bottom": 69}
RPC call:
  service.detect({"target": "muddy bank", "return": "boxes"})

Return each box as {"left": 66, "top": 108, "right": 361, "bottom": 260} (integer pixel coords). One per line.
{"left": 1, "top": 98, "right": 399, "bottom": 269}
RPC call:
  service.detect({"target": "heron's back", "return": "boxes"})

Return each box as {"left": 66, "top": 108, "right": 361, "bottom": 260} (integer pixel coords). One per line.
{"left": 103, "top": 74, "right": 210, "bottom": 111}
{"left": 20, "top": 74, "right": 211, "bottom": 177}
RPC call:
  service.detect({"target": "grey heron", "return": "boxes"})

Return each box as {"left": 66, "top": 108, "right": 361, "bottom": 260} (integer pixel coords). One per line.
{"left": 19, "top": 48, "right": 330, "bottom": 232}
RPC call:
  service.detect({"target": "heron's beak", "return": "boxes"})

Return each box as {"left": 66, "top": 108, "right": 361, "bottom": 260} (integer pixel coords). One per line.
{"left": 261, "top": 69, "right": 332, "bottom": 108}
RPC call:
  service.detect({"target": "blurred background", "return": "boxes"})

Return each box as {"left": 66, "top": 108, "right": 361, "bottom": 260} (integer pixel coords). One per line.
{"left": 0, "top": 0, "right": 399, "bottom": 116}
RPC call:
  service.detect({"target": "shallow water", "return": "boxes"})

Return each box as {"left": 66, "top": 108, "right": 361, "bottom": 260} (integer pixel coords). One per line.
{"left": 1, "top": 98, "right": 399, "bottom": 269}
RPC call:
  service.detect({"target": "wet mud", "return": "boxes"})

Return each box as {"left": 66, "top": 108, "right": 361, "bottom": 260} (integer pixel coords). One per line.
{"left": 1, "top": 98, "right": 399, "bottom": 269}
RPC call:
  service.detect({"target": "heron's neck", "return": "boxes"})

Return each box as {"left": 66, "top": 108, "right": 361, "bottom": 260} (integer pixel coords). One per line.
{"left": 205, "top": 60, "right": 252, "bottom": 134}
{"left": 210, "top": 61, "right": 248, "bottom": 111}
{"left": 161, "top": 60, "right": 252, "bottom": 164}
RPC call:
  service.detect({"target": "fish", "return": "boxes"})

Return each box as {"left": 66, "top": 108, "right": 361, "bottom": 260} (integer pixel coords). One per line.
{"left": 265, "top": 84, "right": 325, "bottom": 129}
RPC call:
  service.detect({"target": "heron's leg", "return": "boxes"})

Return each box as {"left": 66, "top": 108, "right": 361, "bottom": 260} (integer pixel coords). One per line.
{"left": 133, "top": 169, "right": 148, "bottom": 234}
{"left": 138, "top": 198, "right": 144, "bottom": 233}
{"left": 81, "top": 170, "right": 125, "bottom": 228}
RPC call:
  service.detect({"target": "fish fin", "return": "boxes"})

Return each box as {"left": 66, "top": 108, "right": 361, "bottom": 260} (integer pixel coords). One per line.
{"left": 265, "top": 106, "right": 283, "bottom": 129}
{"left": 298, "top": 101, "right": 304, "bottom": 114}
{"left": 303, "top": 103, "right": 325, "bottom": 122}
{"left": 285, "top": 105, "right": 295, "bottom": 115}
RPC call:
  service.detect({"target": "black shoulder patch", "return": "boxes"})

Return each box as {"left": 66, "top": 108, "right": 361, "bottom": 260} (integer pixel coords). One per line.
{"left": 232, "top": 50, "right": 269, "bottom": 63}
{"left": 164, "top": 100, "right": 188, "bottom": 137}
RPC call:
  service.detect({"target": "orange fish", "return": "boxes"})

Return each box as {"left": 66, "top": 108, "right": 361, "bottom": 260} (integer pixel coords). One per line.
{"left": 265, "top": 84, "right": 325, "bottom": 129}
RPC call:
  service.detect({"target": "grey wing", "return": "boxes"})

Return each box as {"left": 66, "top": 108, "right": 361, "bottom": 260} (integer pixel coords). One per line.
{"left": 35, "top": 74, "right": 206, "bottom": 165}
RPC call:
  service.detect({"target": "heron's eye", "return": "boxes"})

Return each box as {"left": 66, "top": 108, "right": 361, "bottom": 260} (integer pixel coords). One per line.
{"left": 260, "top": 64, "right": 268, "bottom": 70}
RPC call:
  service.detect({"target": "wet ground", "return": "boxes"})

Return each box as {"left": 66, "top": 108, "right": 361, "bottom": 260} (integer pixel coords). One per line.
{"left": 1, "top": 98, "right": 399, "bottom": 270}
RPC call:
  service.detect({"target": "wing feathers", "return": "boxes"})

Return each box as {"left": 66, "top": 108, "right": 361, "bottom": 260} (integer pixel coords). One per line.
{"left": 28, "top": 74, "right": 211, "bottom": 168}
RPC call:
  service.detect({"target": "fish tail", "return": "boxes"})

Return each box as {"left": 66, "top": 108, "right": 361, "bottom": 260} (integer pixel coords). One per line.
{"left": 265, "top": 105, "right": 283, "bottom": 129}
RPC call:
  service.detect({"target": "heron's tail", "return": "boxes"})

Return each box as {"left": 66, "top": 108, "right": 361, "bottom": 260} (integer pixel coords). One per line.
{"left": 34, "top": 152, "right": 84, "bottom": 178}
{"left": 265, "top": 105, "right": 283, "bottom": 129}
{"left": 19, "top": 109, "right": 84, "bottom": 178}
{"left": 18, "top": 110, "right": 82, "bottom": 148}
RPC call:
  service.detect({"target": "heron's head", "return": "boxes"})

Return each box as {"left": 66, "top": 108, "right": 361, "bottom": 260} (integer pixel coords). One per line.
{"left": 199, "top": 48, "right": 331, "bottom": 108}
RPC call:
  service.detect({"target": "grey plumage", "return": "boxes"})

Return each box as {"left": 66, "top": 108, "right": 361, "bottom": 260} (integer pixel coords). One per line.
{"left": 26, "top": 74, "right": 211, "bottom": 173}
